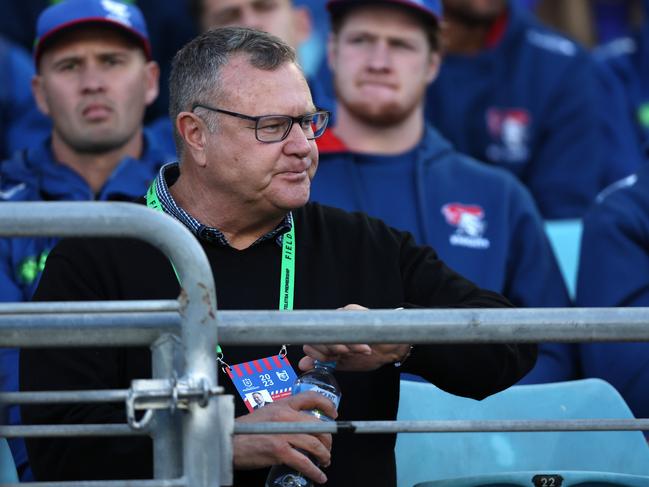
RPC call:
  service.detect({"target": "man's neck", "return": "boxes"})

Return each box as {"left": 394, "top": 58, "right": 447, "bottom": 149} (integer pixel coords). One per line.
{"left": 334, "top": 104, "right": 424, "bottom": 154}
{"left": 443, "top": 17, "right": 494, "bottom": 55}
{"left": 50, "top": 130, "right": 144, "bottom": 195}
{"left": 170, "top": 172, "right": 285, "bottom": 250}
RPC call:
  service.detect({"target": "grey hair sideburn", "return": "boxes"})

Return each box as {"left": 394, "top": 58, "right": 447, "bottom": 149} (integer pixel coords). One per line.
{"left": 169, "top": 26, "right": 298, "bottom": 154}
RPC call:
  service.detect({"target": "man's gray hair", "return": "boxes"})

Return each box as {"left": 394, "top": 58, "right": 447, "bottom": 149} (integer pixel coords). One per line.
{"left": 169, "top": 26, "right": 298, "bottom": 154}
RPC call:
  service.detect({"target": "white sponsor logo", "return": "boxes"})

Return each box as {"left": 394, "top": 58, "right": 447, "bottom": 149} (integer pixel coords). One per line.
{"left": 0, "top": 183, "right": 26, "bottom": 200}
{"left": 101, "top": 0, "right": 132, "bottom": 26}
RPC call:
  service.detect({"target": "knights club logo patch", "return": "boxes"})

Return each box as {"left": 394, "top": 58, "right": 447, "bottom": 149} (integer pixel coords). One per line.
{"left": 486, "top": 108, "right": 531, "bottom": 164}
{"left": 441, "top": 203, "right": 490, "bottom": 249}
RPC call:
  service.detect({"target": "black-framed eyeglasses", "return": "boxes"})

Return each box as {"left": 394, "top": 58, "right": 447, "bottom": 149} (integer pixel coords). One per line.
{"left": 192, "top": 103, "right": 330, "bottom": 143}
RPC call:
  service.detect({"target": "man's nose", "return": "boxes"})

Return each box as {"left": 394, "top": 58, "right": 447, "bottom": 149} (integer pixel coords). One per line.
{"left": 367, "top": 41, "right": 392, "bottom": 72}
{"left": 79, "top": 65, "right": 107, "bottom": 93}
{"left": 283, "top": 121, "right": 312, "bottom": 158}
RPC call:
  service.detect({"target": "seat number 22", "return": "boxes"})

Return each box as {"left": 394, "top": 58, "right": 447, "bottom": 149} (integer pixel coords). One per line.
{"left": 532, "top": 474, "right": 563, "bottom": 487}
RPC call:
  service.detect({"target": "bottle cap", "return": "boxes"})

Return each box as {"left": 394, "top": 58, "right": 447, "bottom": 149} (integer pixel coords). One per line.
{"left": 314, "top": 360, "right": 337, "bottom": 369}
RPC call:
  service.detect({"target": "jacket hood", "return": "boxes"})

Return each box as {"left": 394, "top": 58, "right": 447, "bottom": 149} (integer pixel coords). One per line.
{"left": 317, "top": 124, "right": 457, "bottom": 164}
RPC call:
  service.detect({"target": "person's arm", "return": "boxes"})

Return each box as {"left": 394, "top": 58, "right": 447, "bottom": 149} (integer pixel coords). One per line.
{"left": 396, "top": 231, "right": 537, "bottom": 399}
{"left": 301, "top": 225, "right": 536, "bottom": 400}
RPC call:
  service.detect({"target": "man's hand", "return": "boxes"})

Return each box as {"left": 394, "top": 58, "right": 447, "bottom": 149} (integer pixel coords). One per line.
{"left": 299, "top": 304, "right": 412, "bottom": 372}
{"left": 233, "top": 392, "right": 337, "bottom": 484}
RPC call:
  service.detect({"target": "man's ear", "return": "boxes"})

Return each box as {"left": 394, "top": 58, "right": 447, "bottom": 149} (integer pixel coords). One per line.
{"left": 31, "top": 75, "right": 51, "bottom": 117}
{"left": 176, "top": 112, "right": 209, "bottom": 167}
{"left": 292, "top": 6, "right": 312, "bottom": 45}
{"left": 426, "top": 51, "right": 442, "bottom": 85}
{"left": 326, "top": 32, "right": 337, "bottom": 73}
{"left": 143, "top": 60, "right": 160, "bottom": 107}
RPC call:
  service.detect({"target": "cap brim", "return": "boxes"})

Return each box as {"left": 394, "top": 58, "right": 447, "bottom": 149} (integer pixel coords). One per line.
{"left": 327, "top": 0, "right": 441, "bottom": 24}
{"left": 34, "top": 17, "right": 152, "bottom": 64}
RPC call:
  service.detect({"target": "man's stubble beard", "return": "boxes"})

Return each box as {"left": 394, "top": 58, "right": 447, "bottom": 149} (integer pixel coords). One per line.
{"left": 334, "top": 81, "right": 423, "bottom": 128}
{"left": 56, "top": 126, "right": 135, "bottom": 155}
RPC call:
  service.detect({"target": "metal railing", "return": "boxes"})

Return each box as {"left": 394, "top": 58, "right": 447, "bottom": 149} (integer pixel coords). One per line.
{"left": 0, "top": 202, "right": 649, "bottom": 486}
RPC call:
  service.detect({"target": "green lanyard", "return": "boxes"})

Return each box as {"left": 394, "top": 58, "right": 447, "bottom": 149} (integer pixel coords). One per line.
{"left": 145, "top": 178, "right": 296, "bottom": 353}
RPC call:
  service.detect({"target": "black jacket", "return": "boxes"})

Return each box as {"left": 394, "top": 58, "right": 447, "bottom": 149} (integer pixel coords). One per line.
{"left": 21, "top": 202, "right": 536, "bottom": 485}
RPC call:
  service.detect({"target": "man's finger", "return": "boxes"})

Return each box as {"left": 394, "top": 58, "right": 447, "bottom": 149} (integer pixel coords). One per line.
{"left": 288, "top": 391, "right": 338, "bottom": 420}
{"left": 280, "top": 444, "right": 329, "bottom": 484}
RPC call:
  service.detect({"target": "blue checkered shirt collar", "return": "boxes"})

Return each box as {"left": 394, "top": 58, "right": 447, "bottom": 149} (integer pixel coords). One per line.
{"left": 154, "top": 162, "right": 293, "bottom": 247}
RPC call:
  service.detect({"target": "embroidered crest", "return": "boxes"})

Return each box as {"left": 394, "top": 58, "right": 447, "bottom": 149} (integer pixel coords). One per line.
{"left": 486, "top": 108, "right": 531, "bottom": 164}
{"left": 441, "top": 203, "right": 490, "bottom": 249}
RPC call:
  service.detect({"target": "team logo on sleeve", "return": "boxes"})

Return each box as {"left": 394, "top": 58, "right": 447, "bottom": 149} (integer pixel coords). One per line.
{"left": 441, "top": 203, "right": 490, "bottom": 249}
{"left": 485, "top": 108, "right": 531, "bottom": 164}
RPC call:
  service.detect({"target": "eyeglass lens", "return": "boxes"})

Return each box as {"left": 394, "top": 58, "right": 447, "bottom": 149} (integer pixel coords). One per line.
{"left": 256, "top": 112, "right": 328, "bottom": 142}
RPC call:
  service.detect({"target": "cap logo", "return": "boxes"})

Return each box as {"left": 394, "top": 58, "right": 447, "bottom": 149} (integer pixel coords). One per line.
{"left": 101, "top": 0, "right": 132, "bottom": 27}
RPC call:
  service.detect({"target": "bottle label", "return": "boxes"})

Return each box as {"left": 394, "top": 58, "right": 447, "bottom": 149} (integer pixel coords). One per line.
{"left": 293, "top": 383, "right": 341, "bottom": 409}
{"left": 225, "top": 355, "right": 298, "bottom": 413}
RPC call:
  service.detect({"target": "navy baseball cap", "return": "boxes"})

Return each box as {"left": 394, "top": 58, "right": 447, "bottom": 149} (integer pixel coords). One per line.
{"left": 34, "top": 0, "right": 152, "bottom": 64}
{"left": 326, "top": 0, "right": 443, "bottom": 24}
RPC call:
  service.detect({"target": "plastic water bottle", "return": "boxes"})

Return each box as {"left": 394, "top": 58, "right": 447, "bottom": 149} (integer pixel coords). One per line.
{"left": 265, "top": 361, "right": 341, "bottom": 487}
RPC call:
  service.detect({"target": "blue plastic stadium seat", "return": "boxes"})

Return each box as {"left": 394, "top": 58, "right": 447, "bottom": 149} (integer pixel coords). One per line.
{"left": 0, "top": 437, "right": 18, "bottom": 483}
{"left": 396, "top": 379, "right": 649, "bottom": 487}
{"left": 544, "top": 219, "right": 583, "bottom": 299}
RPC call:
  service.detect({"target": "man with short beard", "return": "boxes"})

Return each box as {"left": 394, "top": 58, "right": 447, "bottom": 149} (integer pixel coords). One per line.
{"left": 312, "top": 0, "right": 571, "bottom": 381}
{"left": 0, "top": 0, "right": 175, "bottom": 479}
{"left": 426, "top": 0, "right": 641, "bottom": 219}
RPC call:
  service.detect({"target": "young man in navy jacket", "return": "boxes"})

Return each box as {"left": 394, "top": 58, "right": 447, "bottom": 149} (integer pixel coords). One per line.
{"left": 0, "top": 0, "right": 176, "bottom": 479}
{"left": 312, "top": 0, "right": 572, "bottom": 383}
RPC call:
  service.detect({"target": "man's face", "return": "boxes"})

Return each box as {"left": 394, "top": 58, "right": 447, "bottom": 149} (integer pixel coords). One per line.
{"left": 328, "top": 5, "right": 440, "bottom": 127}
{"left": 200, "top": 0, "right": 309, "bottom": 49}
{"left": 33, "top": 26, "right": 159, "bottom": 155}
{"left": 253, "top": 393, "right": 263, "bottom": 405}
{"left": 442, "top": 0, "right": 507, "bottom": 23}
{"left": 200, "top": 56, "right": 318, "bottom": 216}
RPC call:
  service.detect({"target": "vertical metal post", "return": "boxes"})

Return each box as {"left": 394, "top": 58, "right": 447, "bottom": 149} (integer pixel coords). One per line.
{"left": 151, "top": 334, "right": 183, "bottom": 480}
{"left": 178, "top": 284, "right": 223, "bottom": 486}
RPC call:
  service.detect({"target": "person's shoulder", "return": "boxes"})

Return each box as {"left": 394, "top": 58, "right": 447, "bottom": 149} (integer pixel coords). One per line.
{"left": 0, "top": 150, "right": 38, "bottom": 202}
{"left": 510, "top": 8, "right": 586, "bottom": 61}
{"left": 53, "top": 236, "right": 158, "bottom": 263}
{"left": 584, "top": 165, "right": 649, "bottom": 231}
{"left": 597, "top": 166, "right": 649, "bottom": 205}
{"left": 420, "top": 129, "right": 536, "bottom": 205}
{"left": 297, "top": 202, "right": 406, "bottom": 247}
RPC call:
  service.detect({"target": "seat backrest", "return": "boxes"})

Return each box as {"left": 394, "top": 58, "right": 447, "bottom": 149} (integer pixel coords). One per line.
{"left": 544, "top": 219, "right": 583, "bottom": 299}
{"left": 0, "top": 437, "right": 18, "bottom": 483}
{"left": 396, "top": 379, "right": 649, "bottom": 487}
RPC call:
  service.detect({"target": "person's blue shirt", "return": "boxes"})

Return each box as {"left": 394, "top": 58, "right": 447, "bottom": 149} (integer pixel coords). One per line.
{"left": 0, "top": 35, "right": 51, "bottom": 160}
{"left": 0, "top": 130, "right": 176, "bottom": 481}
{"left": 312, "top": 125, "right": 572, "bottom": 383}
{"left": 425, "top": 3, "right": 639, "bottom": 219}
{"left": 576, "top": 162, "right": 649, "bottom": 424}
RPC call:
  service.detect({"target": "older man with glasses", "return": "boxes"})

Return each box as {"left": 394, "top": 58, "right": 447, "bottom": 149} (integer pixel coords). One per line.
{"left": 21, "top": 27, "right": 536, "bottom": 486}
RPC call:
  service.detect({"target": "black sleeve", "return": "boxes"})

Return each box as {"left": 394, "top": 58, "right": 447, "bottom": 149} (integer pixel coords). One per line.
{"left": 20, "top": 239, "right": 152, "bottom": 481}
{"left": 397, "top": 231, "right": 537, "bottom": 400}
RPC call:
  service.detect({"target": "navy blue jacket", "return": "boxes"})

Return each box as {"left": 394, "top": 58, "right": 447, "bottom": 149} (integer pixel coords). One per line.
{"left": 426, "top": 4, "right": 638, "bottom": 219}
{"left": 0, "top": 36, "right": 50, "bottom": 160}
{"left": 576, "top": 163, "right": 649, "bottom": 422}
{"left": 312, "top": 125, "right": 572, "bottom": 383}
{"left": 0, "top": 131, "right": 175, "bottom": 480}
{"left": 595, "top": 0, "right": 649, "bottom": 150}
